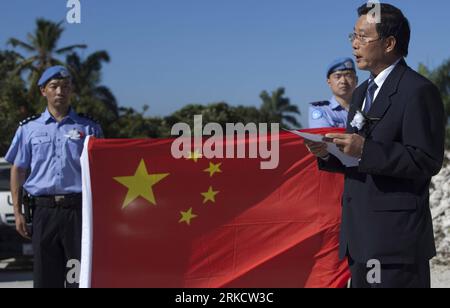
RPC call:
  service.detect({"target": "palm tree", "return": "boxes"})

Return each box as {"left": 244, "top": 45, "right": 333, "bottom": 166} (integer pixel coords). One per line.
{"left": 8, "top": 18, "right": 87, "bottom": 100}
{"left": 0, "top": 51, "right": 29, "bottom": 154}
{"left": 259, "top": 87, "right": 301, "bottom": 129}
{"left": 66, "top": 51, "right": 119, "bottom": 132}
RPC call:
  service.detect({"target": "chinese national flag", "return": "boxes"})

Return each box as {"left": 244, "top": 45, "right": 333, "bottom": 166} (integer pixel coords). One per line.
{"left": 80, "top": 128, "right": 350, "bottom": 288}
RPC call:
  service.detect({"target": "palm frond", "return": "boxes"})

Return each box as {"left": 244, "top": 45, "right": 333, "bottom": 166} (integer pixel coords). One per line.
{"left": 7, "top": 38, "right": 35, "bottom": 52}
{"left": 56, "top": 44, "right": 87, "bottom": 54}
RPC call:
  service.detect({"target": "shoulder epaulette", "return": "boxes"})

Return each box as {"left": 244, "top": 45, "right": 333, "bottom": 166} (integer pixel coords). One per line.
{"left": 78, "top": 113, "right": 100, "bottom": 124}
{"left": 310, "top": 101, "right": 330, "bottom": 107}
{"left": 19, "top": 114, "right": 41, "bottom": 126}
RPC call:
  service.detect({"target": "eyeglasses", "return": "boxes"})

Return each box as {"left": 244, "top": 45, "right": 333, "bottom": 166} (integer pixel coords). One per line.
{"left": 348, "top": 33, "right": 382, "bottom": 45}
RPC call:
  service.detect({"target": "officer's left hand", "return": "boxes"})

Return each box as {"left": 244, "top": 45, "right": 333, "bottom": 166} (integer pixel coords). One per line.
{"left": 15, "top": 213, "right": 31, "bottom": 240}
{"left": 325, "top": 133, "right": 365, "bottom": 158}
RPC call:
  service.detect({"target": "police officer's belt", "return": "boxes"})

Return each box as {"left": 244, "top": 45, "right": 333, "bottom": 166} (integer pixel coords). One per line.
{"left": 32, "top": 194, "right": 82, "bottom": 208}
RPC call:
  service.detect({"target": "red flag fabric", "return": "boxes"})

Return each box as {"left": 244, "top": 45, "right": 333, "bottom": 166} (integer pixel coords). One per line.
{"left": 80, "top": 128, "right": 349, "bottom": 288}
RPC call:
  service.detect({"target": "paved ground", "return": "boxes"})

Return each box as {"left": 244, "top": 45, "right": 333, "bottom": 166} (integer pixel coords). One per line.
{"left": 0, "top": 258, "right": 33, "bottom": 288}
{"left": 0, "top": 272, "right": 33, "bottom": 288}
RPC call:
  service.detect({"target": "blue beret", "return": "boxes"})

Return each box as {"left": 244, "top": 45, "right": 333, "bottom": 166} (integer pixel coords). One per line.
{"left": 38, "top": 66, "right": 71, "bottom": 87}
{"left": 327, "top": 57, "right": 356, "bottom": 78}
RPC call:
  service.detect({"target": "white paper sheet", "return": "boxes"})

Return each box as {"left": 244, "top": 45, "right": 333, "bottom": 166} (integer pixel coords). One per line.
{"left": 286, "top": 130, "right": 360, "bottom": 167}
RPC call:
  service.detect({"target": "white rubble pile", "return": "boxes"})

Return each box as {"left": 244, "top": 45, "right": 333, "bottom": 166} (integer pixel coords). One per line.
{"left": 430, "top": 152, "right": 450, "bottom": 265}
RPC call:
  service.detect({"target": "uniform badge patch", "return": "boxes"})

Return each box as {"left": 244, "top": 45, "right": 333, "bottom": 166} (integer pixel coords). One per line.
{"left": 312, "top": 110, "right": 323, "bottom": 120}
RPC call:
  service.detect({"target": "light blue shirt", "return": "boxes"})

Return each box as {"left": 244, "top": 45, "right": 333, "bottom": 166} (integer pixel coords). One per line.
{"left": 5, "top": 108, "right": 103, "bottom": 196}
{"left": 308, "top": 96, "right": 349, "bottom": 129}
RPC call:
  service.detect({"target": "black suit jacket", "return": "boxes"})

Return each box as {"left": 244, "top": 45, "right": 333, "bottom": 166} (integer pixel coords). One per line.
{"left": 319, "top": 59, "right": 446, "bottom": 264}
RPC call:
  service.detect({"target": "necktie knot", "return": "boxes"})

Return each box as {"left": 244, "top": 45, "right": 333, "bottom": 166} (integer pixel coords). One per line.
{"left": 368, "top": 79, "right": 378, "bottom": 95}
{"left": 364, "top": 79, "right": 378, "bottom": 114}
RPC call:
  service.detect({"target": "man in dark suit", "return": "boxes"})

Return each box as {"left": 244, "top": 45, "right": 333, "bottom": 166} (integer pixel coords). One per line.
{"left": 305, "top": 3, "right": 446, "bottom": 288}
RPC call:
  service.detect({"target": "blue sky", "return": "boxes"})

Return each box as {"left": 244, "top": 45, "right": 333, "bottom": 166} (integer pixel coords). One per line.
{"left": 1, "top": 0, "right": 449, "bottom": 127}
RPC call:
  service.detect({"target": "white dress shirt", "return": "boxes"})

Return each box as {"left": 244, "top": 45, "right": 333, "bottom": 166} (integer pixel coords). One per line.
{"left": 361, "top": 58, "right": 403, "bottom": 112}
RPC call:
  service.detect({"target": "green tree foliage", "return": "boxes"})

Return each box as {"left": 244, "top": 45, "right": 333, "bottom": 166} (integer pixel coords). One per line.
{"left": 259, "top": 87, "right": 301, "bottom": 129}
{"left": 66, "top": 51, "right": 120, "bottom": 137}
{"left": 164, "top": 101, "right": 284, "bottom": 135}
{"left": 110, "top": 106, "right": 167, "bottom": 139}
{"left": 165, "top": 103, "right": 243, "bottom": 129}
{"left": 0, "top": 51, "right": 29, "bottom": 155}
{"left": 8, "top": 18, "right": 86, "bottom": 105}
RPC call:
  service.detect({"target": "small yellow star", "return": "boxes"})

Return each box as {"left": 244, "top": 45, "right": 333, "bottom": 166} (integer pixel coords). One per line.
{"left": 179, "top": 208, "right": 198, "bottom": 226}
{"left": 204, "top": 162, "right": 222, "bottom": 177}
{"left": 186, "top": 150, "right": 203, "bottom": 163}
{"left": 201, "top": 186, "right": 219, "bottom": 204}
{"left": 113, "top": 159, "right": 170, "bottom": 209}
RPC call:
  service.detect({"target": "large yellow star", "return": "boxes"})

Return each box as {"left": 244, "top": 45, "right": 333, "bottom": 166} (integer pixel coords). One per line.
{"left": 186, "top": 150, "right": 202, "bottom": 163}
{"left": 113, "top": 159, "right": 170, "bottom": 209}
{"left": 201, "top": 186, "right": 219, "bottom": 204}
{"left": 179, "top": 208, "right": 198, "bottom": 226}
{"left": 204, "top": 162, "right": 222, "bottom": 177}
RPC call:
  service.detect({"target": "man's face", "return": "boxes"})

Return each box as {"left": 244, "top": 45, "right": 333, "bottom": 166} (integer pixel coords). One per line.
{"left": 352, "top": 15, "right": 385, "bottom": 72}
{"left": 327, "top": 70, "right": 358, "bottom": 98}
{"left": 40, "top": 79, "right": 72, "bottom": 109}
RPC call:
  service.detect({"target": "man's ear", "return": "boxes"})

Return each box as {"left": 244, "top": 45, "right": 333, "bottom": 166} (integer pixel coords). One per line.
{"left": 327, "top": 78, "right": 332, "bottom": 87}
{"left": 40, "top": 86, "right": 46, "bottom": 97}
{"left": 384, "top": 36, "right": 397, "bottom": 54}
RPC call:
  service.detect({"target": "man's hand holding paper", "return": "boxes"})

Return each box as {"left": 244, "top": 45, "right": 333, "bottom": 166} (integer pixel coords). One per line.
{"left": 325, "top": 133, "right": 365, "bottom": 159}
{"left": 304, "top": 139, "right": 329, "bottom": 159}
{"left": 287, "top": 130, "right": 360, "bottom": 167}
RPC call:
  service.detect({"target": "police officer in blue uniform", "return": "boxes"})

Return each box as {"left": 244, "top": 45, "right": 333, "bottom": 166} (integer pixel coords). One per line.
{"left": 309, "top": 57, "right": 358, "bottom": 128}
{"left": 5, "top": 66, "right": 103, "bottom": 288}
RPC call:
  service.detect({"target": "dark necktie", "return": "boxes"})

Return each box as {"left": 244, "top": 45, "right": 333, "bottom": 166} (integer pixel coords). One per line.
{"left": 363, "top": 79, "right": 378, "bottom": 114}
